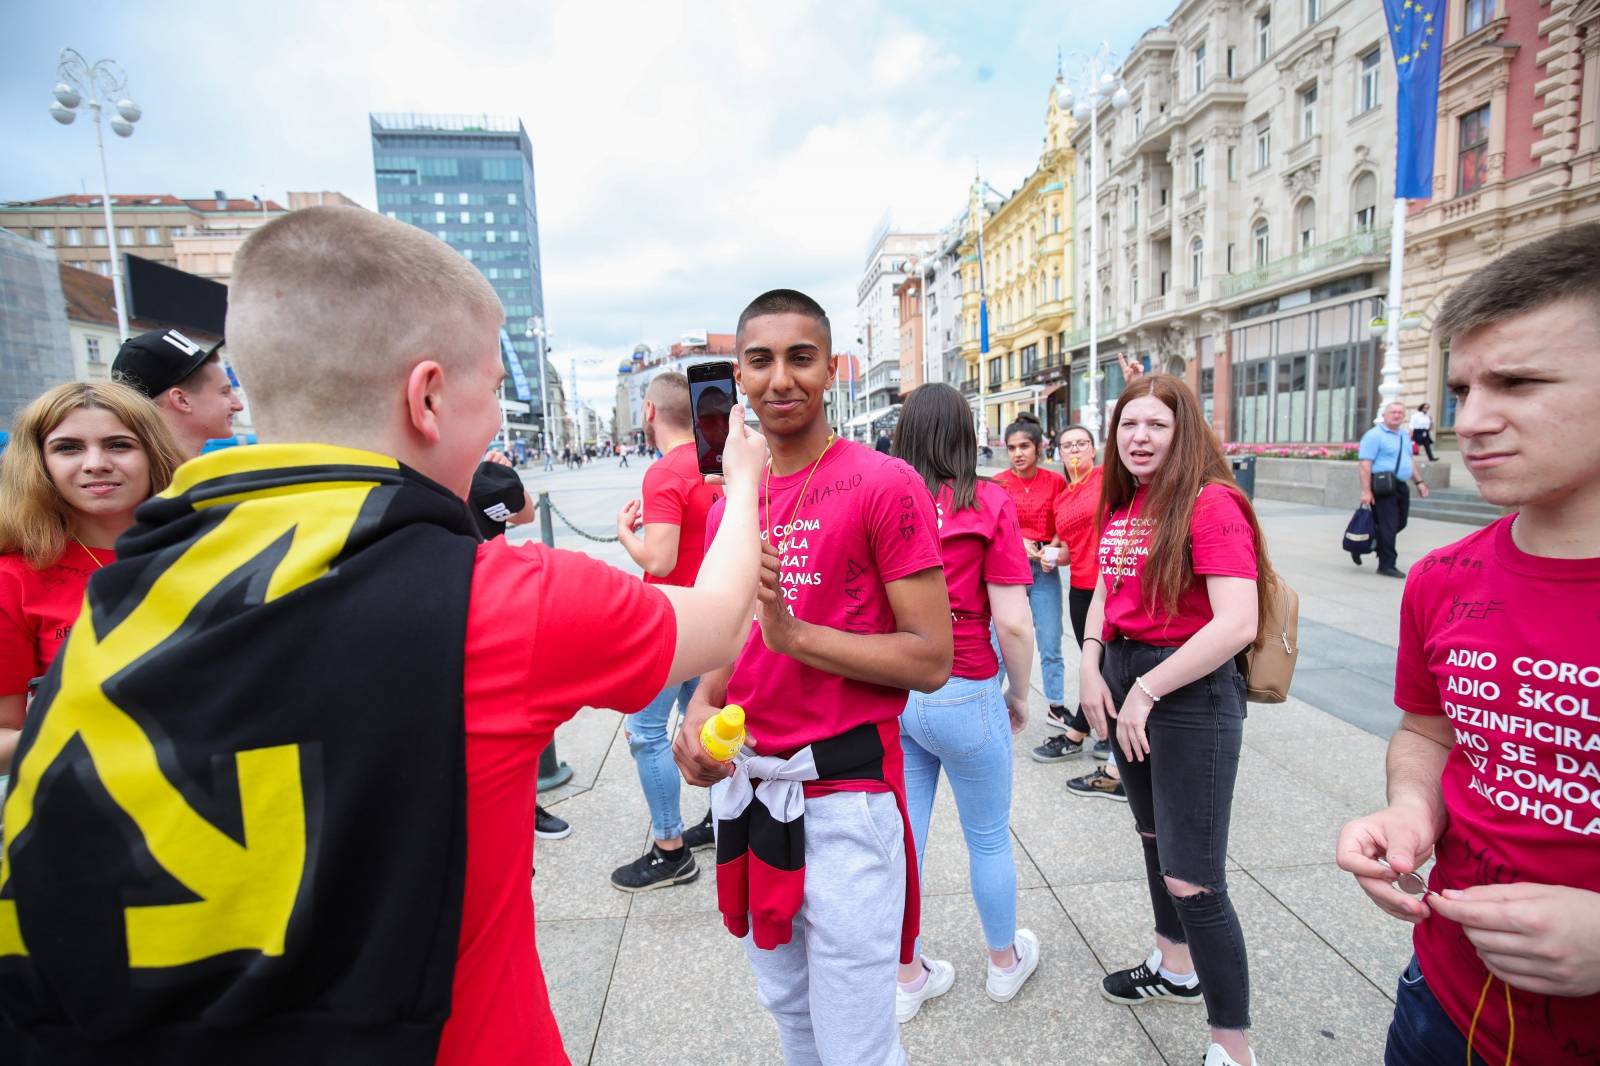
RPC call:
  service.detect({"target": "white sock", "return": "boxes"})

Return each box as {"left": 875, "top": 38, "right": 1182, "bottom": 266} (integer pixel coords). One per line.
{"left": 1158, "top": 963, "right": 1197, "bottom": 987}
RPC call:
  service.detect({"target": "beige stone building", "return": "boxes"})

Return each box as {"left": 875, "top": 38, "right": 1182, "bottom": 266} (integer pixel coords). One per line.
{"left": 1399, "top": 0, "right": 1600, "bottom": 437}
{"left": 1069, "top": 0, "right": 1398, "bottom": 443}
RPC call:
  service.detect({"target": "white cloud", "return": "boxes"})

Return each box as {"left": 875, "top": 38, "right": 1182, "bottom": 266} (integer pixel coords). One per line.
{"left": 5, "top": 0, "right": 1173, "bottom": 417}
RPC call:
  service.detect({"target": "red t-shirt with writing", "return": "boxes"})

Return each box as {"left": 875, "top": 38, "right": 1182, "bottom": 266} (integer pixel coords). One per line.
{"left": 641, "top": 442, "right": 722, "bottom": 588}
{"left": 1052, "top": 465, "right": 1104, "bottom": 591}
{"left": 438, "top": 538, "right": 674, "bottom": 1066}
{"left": 1394, "top": 516, "right": 1600, "bottom": 1066}
{"left": 935, "top": 480, "right": 1033, "bottom": 680}
{"left": 0, "top": 542, "right": 112, "bottom": 697}
{"left": 1098, "top": 483, "right": 1257, "bottom": 646}
{"left": 707, "top": 439, "right": 943, "bottom": 754}
{"left": 993, "top": 466, "right": 1065, "bottom": 544}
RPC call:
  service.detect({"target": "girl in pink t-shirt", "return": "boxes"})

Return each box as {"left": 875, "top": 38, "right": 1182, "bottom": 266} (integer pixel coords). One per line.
{"left": 1077, "top": 375, "right": 1275, "bottom": 1066}
{"left": 887, "top": 383, "right": 1041, "bottom": 1020}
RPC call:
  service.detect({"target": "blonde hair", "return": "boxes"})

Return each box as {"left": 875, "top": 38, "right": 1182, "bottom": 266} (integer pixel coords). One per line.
{"left": 0, "top": 381, "right": 184, "bottom": 569}
{"left": 226, "top": 206, "right": 504, "bottom": 439}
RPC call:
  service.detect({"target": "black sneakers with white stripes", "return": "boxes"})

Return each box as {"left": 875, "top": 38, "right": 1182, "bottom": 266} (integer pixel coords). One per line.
{"left": 1099, "top": 949, "right": 1203, "bottom": 1006}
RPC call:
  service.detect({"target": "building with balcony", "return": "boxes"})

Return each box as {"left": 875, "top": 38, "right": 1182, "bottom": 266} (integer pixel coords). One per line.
{"left": 1398, "top": 0, "right": 1600, "bottom": 438}
{"left": 1067, "top": 0, "right": 1396, "bottom": 443}
{"left": 614, "top": 333, "right": 737, "bottom": 444}
{"left": 957, "top": 87, "right": 1078, "bottom": 443}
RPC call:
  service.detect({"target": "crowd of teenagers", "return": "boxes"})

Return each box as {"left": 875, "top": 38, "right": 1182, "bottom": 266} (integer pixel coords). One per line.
{"left": 0, "top": 207, "right": 1593, "bottom": 1066}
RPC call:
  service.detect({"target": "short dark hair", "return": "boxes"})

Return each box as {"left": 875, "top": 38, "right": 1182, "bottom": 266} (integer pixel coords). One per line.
{"left": 1434, "top": 222, "right": 1600, "bottom": 341}
{"left": 736, "top": 289, "right": 832, "bottom": 347}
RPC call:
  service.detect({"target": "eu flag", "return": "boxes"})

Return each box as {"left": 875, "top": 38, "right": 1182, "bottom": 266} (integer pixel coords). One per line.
{"left": 1385, "top": 0, "right": 1444, "bottom": 199}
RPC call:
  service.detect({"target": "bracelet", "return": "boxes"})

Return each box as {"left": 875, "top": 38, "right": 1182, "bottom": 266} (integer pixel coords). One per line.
{"left": 1084, "top": 637, "right": 1105, "bottom": 649}
{"left": 1135, "top": 675, "right": 1160, "bottom": 702}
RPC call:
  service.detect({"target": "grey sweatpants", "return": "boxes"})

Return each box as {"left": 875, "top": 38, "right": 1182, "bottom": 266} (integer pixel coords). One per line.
{"left": 743, "top": 790, "right": 909, "bottom": 1066}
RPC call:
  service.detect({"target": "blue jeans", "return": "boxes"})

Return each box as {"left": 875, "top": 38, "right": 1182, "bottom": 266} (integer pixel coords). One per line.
{"left": 1027, "top": 560, "right": 1064, "bottom": 703}
{"left": 899, "top": 672, "right": 1017, "bottom": 954}
{"left": 1385, "top": 955, "right": 1486, "bottom": 1065}
{"left": 627, "top": 677, "right": 699, "bottom": 841}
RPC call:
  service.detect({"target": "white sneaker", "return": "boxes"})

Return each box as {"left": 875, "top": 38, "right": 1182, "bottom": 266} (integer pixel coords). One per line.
{"left": 985, "top": 928, "right": 1041, "bottom": 1003}
{"left": 1204, "top": 1044, "right": 1258, "bottom": 1066}
{"left": 895, "top": 958, "right": 954, "bottom": 1023}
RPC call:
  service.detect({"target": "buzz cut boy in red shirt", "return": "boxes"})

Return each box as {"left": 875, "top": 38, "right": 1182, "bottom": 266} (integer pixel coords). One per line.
{"left": 675, "top": 289, "right": 953, "bottom": 1066}
{"left": 1337, "top": 223, "right": 1600, "bottom": 1066}
{"left": 0, "top": 205, "right": 767, "bottom": 1066}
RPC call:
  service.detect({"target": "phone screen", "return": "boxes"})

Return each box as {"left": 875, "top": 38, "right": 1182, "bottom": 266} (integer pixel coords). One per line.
{"left": 689, "top": 365, "right": 736, "bottom": 475}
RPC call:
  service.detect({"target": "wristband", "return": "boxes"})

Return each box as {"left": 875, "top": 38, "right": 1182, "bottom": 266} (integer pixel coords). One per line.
{"left": 1135, "top": 675, "right": 1161, "bottom": 702}
{"left": 1084, "top": 637, "right": 1105, "bottom": 650}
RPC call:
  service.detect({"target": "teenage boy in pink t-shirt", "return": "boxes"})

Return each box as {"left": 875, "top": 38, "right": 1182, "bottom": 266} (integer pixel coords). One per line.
{"left": 1337, "top": 225, "right": 1600, "bottom": 1066}
{"left": 675, "top": 289, "right": 951, "bottom": 1066}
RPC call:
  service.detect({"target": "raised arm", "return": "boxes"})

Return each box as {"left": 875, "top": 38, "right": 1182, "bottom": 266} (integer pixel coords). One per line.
{"left": 654, "top": 408, "right": 765, "bottom": 684}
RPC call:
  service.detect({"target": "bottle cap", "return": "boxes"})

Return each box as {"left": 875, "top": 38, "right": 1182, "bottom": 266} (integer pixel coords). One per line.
{"left": 714, "top": 704, "right": 745, "bottom": 738}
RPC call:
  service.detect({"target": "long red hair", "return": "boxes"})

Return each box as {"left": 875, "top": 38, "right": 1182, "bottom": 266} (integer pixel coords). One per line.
{"left": 1097, "top": 374, "right": 1277, "bottom": 646}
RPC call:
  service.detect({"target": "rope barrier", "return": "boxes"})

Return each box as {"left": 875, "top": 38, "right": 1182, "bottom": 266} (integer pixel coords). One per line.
{"left": 545, "top": 496, "right": 621, "bottom": 543}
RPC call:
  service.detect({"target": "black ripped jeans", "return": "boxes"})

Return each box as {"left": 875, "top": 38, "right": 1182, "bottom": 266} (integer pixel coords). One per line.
{"left": 1104, "top": 637, "right": 1251, "bottom": 1031}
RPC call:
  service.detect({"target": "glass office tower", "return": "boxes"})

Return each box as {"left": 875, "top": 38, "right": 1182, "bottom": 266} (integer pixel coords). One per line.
{"left": 369, "top": 113, "right": 549, "bottom": 430}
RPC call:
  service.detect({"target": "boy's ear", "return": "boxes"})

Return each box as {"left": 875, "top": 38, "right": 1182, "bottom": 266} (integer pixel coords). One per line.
{"left": 405, "top": 361, "right": 446, "bottom": 445}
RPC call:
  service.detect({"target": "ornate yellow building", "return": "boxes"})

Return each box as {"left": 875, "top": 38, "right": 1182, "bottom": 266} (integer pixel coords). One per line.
{"left": 961, "top": 87, "right": 1079, "bottom": 443}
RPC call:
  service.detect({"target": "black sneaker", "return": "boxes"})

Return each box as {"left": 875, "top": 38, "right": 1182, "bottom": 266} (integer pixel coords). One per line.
{"left": 1092, "top": 738, "right": 1113, "bottom": 762}
{"left": 1100, "top": 949, "right": 1204, "bottom": 1006}
{"left": 534, "top": 805, "right": 571, "bottom": 840}
{"left": 1045, "top": 705, "right": 1072, "bottom": 731}
{"left": 610, "top": 844, "right": 698, "bottom": 892}
{"left": 682, "top": 811, "right": 715, "bottom": 851}
{"left": 1031, "top": 734, "right": 1085, "bottom": 763}
{"left": 1066, "top": 768, "right": 1127, "bottom": 802}
{"left": 1378, "top": 566, "right": 1408, "bottom": 578}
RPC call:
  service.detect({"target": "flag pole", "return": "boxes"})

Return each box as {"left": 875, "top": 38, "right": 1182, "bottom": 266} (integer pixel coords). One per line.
{"left": 1379, "top": 197, "right": 1406, "bottom": 406}
{"left": 974, "top": 169, "right": 991, "bottom": 452}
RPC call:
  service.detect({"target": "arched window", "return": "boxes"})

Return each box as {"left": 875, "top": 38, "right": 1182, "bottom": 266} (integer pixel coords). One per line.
{"left": 1252, "top": 219, "right": 1270, "bottom": 266}
{"left": 1296, "top": 198, "right": 1316, "bottom": 251}
{"left": 1189, "top": 237, "right": 1204, "bottom": 286}
{"left": 1352, "top": 172, "right": 1378, "bottom": 231}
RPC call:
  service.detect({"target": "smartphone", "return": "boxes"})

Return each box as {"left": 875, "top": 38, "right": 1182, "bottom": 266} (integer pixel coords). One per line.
{"left": 688, "top": 361, "right": 738, "bottom": 476}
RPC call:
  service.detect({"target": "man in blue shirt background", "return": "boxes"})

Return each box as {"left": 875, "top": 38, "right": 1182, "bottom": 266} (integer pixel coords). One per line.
{"left": 1358, "top": 401, "right": 1431, "bottom": 576}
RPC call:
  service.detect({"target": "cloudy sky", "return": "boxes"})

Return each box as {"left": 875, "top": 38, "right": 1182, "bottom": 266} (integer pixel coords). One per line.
{"left": 6, "top": 0, "right": 1170, "bottom": 415}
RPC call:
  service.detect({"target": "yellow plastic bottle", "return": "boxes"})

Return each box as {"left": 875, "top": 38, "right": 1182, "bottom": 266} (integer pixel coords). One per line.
{"left": 700, "top": 704, "right": 747, "bottom": 762}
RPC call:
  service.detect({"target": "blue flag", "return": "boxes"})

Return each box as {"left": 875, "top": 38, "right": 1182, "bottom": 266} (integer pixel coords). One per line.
{"left": 1384, "top": 0, "right": 1444, "bottom": 199}
{"left": 498, "top": 329, "right": 532, "bottom": 402}
{"left": 979, "top": 299, "right": 990, "bottom": 355}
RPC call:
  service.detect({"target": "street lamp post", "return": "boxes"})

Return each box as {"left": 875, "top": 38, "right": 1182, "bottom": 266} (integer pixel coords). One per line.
{"left": 525, "top": 317, "right": 554, "bottom": 457}
{"left": 48, "top": 48, "right": 142, "bottom": 342}
{"left": 1057, "top": 44, "right": 1130, "bottom": 446}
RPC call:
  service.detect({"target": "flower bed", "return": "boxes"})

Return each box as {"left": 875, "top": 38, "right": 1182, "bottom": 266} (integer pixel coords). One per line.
{"left": 1223, "top": 442, "right": 1359, "bottom": 461}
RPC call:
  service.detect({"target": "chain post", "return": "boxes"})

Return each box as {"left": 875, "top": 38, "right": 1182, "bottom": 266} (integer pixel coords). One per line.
{"left": 532, "top": 490, "right": 572, "bottom": 791}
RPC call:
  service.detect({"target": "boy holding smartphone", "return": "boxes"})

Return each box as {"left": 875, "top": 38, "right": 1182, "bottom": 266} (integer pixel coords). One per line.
{"left": 0, "top": 207, "right": 767, "bottom": 1066}
{"left": 674, "top": 289, "right": 952, "bottom": 1065}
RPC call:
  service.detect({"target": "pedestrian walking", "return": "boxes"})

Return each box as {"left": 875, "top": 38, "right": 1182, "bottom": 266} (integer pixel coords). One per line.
{"left": 611, "top": 372, "right": 722, "bottom": 891}
{"left": 1078, "top": 374, "right": 1272, "bottom": 1066}
{"left": 889, "top": 383, "right": 1039, "bottom": 1023}
{"left": 1358, "top": 402, "right": 1431, "bottom": 577}
{"left": 1337, "top": 224, "right": 1600, "bottom": 1066}
{"left": 0, "top": 382, "right": 182, "bottom": 781}
{"left": 993, "top": 413, "right": 1070, "bottom": 728}
{"left": 0, "top": 206, "right": 768, "bottom": 1066}
{"left": 675, "top": 288, "right": 951, "bottom": 1066}
{"left": 1409, "top": 403, "right": 1437, "bottom": 462}
{"left": 875, "top": 431, "right": 892, "bottom": 454}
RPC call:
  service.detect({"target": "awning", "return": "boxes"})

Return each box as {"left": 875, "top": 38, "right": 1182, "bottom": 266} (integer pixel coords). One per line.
{"left": 975, "top": 386, "right": 1038, "bottom": 406}
{"left": 845, "top": 405, "right": 897, "bottom": 429}
{"left": 1040, "top": 383, "right": 1064, "bottom": 399}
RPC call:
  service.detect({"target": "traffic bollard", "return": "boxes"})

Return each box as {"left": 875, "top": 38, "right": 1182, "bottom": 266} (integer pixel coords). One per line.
{"left": 534, "top": 491, "right": 573, "bottom": 791}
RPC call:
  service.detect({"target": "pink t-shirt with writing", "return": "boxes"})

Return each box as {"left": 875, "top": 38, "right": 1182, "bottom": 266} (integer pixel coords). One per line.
{"left": 935, "top": 480, "right": 1033, "bottom": 680}
{"left": 707, "top": 439, "right": 944, "bottom": 754}
{"left": 1097, "top": 483, "right": 1257, "bottom": 646}
{"left": 1394, "top": 516, "right": 1600, "bottom": 1066}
